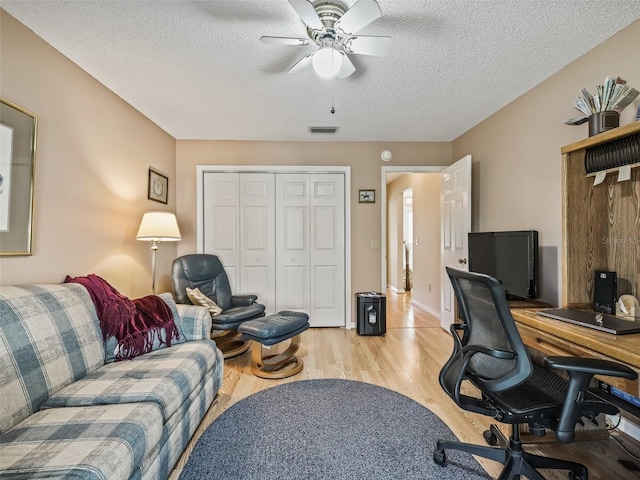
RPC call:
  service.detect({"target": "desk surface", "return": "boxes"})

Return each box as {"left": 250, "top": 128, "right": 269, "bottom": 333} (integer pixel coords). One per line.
{"left": 512, "top": 308, "right": 640, "bottom": 370}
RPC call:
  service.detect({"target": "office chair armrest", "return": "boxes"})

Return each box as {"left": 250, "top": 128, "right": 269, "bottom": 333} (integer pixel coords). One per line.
{"left": 231, "top": 294, "right": 258, "bottom": 306}
{"left": 545, "top": 356, "right": 637, "bottom": 443}
{"left": 544, "top": 356, "right": 637, "bottom": 379}
{"left": 462, "top": 344, "right": 517, "bottom": 360}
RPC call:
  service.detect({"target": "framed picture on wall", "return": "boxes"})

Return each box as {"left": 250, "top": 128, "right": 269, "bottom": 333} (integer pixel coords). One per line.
{"left": 359, "top": 189, "right": 375, "bottom": 203}
{"left": 148, "top": 168, "right": 168, "bottom": 204}
{"left": 0, "top": 98, "right": 38, "bottom": 256}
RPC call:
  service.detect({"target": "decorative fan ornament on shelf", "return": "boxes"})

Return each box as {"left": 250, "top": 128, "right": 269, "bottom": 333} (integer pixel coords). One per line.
{"left": 564, "top": 76, "right": 639, "bottom": 136}
{"left": 261, "top": 0, "right": 391, "bottom": 79}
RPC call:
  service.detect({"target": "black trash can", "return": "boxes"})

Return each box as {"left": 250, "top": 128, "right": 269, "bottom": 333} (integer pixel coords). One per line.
{"left": 356, "top": 292, "right": 386, "bottom": 336}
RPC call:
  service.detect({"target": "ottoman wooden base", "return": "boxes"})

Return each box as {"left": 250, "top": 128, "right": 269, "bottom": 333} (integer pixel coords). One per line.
{"left": 211, "top": 330, "right": 250, "bottom": 359}
{"left": 250, "top": 335, "right": 304, "bottom": 379}
{"left": 238, "top": 311, "right": 310, "bottom": 379}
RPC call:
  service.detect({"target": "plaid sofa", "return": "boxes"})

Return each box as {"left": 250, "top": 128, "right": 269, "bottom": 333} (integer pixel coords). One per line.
{"left": 0, "top": 283, "right": 224, "bottom": 480}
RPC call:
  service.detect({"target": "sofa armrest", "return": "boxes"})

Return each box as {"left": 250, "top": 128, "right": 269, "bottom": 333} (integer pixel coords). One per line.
{"left": 174, "top": 304, "right": 212, "bottom": 340}
{"left": 158, "top": 292, "right": 212, "bottom": 341}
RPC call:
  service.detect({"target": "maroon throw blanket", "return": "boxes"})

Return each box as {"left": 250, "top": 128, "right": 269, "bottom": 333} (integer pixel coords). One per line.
{"left": 65, "top": 274, "right": 179, "bottom": 361}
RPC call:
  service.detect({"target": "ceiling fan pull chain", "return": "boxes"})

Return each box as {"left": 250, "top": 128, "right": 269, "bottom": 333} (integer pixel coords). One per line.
{"left": 331, "top": 86, "right": 336, "bottom": 114}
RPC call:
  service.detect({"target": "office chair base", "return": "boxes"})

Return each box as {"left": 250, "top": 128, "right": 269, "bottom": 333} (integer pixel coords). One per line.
{"left": 211, "top": 330, "right": 250, "bottom": 359}
{"left": 434, "top": 435, "right": 588, "bottom": 480}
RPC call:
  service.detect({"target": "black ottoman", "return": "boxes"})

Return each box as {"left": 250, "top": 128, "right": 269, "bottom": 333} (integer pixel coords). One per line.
{"left": 238, "top": 311, "right": 309, "bottom": 379}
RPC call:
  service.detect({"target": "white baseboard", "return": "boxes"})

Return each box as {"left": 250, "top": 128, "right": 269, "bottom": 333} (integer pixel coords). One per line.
{"left": 387, "top": 285, "right": 405, "bottom": 294}
{"left": 608, "top": 414, "right": 640, "bottom": 442}
{"left": 411, "top": 299, "right": 440, "bottom": 320}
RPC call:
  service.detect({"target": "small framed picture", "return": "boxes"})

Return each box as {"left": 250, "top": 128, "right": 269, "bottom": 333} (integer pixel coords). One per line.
{"left": 148, "top": 168, "right": 168, "bottom": 204}
{"left": 359, "top": 189, "right": 375, "bottom": 203}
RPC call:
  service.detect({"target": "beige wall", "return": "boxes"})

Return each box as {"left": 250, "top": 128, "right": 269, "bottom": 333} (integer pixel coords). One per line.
{"left": 176, "top": 141, "right": 451, "bottom": 311}
{"left": 0, "top": 11, "right": 177, "bottom": 298}
{"left": 452, "top": 19, "right": 640, "bottom": 306}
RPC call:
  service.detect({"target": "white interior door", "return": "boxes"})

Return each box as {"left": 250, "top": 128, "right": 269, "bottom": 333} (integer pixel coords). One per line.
{"left": 240, "top": 173, "right": 275, "bottom": 313}
{"left": 203, "top": 172, "right": 240, "bottom": 291}
{"left": 440, "top": 155, "right": 472, "bottom": 331}
{"left": 310, "top": 173, "right": 345, "bottom": 327}
{"left": 275, "top": 174, "right": 310, "bottom": 315}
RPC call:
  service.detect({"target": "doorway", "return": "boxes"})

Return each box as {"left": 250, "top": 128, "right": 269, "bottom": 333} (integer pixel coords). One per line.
{"left": 381, "top": 166, "right": 444, "bottom": 321}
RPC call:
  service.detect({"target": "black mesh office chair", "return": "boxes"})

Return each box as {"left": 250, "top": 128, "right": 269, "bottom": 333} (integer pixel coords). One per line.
{"left": 434, "top": 267, "right": 637, "bottom": 480}
{"left": 172, "top": 254, "right": 266, "bottom": 358}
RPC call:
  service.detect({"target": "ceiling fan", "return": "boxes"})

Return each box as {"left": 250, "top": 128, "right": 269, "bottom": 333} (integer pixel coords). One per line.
{"left": 261, "top": 0, "right": 391, "bottom": 79}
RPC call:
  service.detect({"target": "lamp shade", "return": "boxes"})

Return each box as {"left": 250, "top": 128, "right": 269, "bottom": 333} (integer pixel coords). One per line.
{"left": 312, "top": 47, "right": 343, "bottom": 78}
{"left": 136, "top": 212, "right": 182, "bottom": 241}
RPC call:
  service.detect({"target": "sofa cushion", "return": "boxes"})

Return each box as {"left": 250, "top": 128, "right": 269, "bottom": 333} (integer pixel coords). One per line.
{"left": 0, "top": 402, "right": 163, "bottom": 480}
{"left": 0, "top": 284, "right": 105, "bottom": 435}
{"left": 132, "top": 347, "right": 224, "bottom": 480}
{"left": 42, "top": 340, "right": 218, "bottom": 421}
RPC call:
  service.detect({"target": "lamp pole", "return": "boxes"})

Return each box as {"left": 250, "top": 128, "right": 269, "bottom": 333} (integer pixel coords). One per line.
{"left": 151, "top": 239, "right": 160, "bottom": 295}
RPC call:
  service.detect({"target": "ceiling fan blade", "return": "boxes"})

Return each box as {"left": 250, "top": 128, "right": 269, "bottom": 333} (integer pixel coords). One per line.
{"left": 288, "top": 0, "right": 323, "bottom": 30}
{"left": 288, "top": 53, "right": 314, "bottom": 74}
{"left": 344, "top": 35, "right": 391, "bottom": 57}
{"left": 337, "top": 53, "right": 356, "bottom": 79}
{"left": 334, "top": 0, "right": 381, "bottom": 36}
{"left": 260, "top": 36, "right": 313, "bottom": 46}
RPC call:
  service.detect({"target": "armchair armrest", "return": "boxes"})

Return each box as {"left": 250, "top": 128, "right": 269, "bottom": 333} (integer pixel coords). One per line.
{"left": 544, "top": 356, "right": 637, "bottom": 443}
{"left": 232, "top": 294, "right": 258, "bottom": 307}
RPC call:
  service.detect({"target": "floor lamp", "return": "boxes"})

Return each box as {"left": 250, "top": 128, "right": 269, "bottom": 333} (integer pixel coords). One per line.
{"left": 136, "top": 211, "right": 181, "bottom": 294}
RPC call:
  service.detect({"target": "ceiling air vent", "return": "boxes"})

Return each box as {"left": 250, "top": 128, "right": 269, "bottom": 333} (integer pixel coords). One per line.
{"left": 309, "top": 126, "right": 339, "bottom": 134}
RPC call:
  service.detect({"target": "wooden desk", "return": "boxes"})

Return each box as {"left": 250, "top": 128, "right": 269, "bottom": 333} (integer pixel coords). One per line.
{"left": 512, "top": 308, "right": 640, "bottom": 397}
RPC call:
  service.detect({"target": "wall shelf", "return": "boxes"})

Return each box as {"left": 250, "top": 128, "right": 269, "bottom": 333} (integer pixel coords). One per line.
{"left": 585, "top": 161, "right": 640, "bottom": 178}
{"left": 561, "top": 121, "right": 640, "bottom": 307}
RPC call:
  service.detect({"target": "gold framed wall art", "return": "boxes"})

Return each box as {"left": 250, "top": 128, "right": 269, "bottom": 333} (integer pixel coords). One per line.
{"left": 0, "top": 98, "right": 37, "bottom": 256}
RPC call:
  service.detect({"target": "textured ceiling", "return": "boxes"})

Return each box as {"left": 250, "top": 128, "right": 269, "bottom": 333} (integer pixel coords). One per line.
{"left": 2, "top": 1, "right": 639, "bottom": 142}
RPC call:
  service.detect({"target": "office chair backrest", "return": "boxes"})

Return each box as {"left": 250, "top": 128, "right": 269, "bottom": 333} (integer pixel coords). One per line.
{"left": 172, "top": 254, "right": 233, "bottom": 311}
{"left": 446, "top": 267, "right": 533, "bottom": 393}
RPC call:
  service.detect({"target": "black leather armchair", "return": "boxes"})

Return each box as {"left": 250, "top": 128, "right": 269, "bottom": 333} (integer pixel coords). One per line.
{"left": 172, "top": 254, "right": 266, "bottom": 358}
{"left": 434, "top": 267, "right": 637, "bottom": 480}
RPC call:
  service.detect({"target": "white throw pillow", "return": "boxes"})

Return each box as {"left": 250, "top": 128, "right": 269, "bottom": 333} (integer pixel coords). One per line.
{"left": 186, "top": 287, "right": 222, "bottom": 316}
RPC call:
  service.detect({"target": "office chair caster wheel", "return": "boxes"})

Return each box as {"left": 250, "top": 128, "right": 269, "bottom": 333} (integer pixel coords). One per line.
{"left": 568, "top": 471, "right": 586, "bottom": 480}
{"left": 483, "top": 429, "right": 498, "bottom": 445}
{"left": 433, "top": 449, "right": 447, "bottom": 466}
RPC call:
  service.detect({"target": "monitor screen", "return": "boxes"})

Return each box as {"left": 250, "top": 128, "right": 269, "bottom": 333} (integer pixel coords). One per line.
{"left": 468, "top": 230, "right": 539, "bottom": 300}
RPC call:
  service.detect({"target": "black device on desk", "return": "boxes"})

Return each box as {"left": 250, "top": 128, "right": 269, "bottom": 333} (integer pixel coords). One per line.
{"left": 594, "top": 270, "right": 617, "bottom": 314}
{"left": 538, "top": 308, "right": 640, "bottom": 335}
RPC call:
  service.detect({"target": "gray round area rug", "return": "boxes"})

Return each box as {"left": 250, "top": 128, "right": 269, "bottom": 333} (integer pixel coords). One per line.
{"left": 179, "top": 379, "right": 489, "bottom": 480}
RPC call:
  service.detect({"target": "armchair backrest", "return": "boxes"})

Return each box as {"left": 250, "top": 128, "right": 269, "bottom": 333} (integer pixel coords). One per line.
{"left": 444, "top": 267, "right": 532, "bottom": 394}
{"left": 171, "top": 254, "right": 233, "bottom": 311}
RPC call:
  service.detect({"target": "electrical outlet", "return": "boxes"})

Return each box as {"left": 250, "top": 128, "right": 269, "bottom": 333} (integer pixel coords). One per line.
{"left": 370, "top": 239, "right": 380, "bottom": 249}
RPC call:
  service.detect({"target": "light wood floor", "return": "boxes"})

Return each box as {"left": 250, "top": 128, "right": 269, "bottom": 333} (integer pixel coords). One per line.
{"left": 169, "top": 290, "right": 640, "bottom": 480}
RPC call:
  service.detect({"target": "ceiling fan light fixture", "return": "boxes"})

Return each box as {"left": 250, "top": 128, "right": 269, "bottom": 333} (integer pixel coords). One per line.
{"left": 312, "top": 47, "right": 343, "bottom": 78}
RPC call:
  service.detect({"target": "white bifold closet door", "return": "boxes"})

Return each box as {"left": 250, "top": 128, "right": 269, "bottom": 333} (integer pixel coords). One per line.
{"left": 202, "top": 171, "right": 345, "bottom": 327}
{"left": 202, "top": 173, "right": 276, "bottom": 314}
